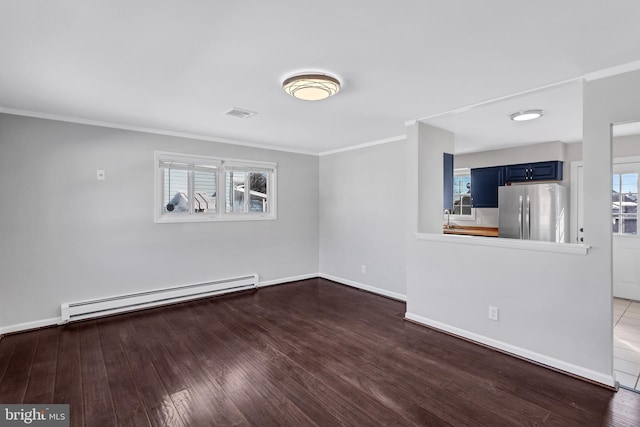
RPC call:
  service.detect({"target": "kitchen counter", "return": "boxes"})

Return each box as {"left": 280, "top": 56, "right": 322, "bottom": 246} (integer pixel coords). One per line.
{"left": 443, "top": 225, "right": 499, "bottom": 237}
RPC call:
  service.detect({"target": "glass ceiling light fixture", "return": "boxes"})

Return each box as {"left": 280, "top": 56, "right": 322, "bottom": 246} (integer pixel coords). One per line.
{"left": 282, "top": 73, "right": 341, "bottom": 101}
{"left": 510, "top": 109, "right": 545, "bottom": 121}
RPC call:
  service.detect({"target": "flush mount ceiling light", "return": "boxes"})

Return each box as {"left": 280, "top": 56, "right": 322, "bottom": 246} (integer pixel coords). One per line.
{"left": 282, "top": 73, "right": 340, "bottom": 101}
{"left": 510, "top": 109, "right": 545, "bottom": 121}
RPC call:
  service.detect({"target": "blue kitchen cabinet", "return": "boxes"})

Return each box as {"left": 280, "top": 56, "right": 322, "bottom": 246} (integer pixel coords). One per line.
{"left": 470, "top": 166, "right": 505, "bottom": 208}
{"left": 505, "top": 161, "right": 563, "bottom": 183}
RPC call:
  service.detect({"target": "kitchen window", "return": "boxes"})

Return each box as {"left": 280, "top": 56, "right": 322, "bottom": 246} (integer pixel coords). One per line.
{"left": 612, "top": 172, "right": 638, "bottom": 235}
{"left": 155, "top": 151, "right": 276, "bottom": 223}
{"left": 451, "top": 168, "right": 474, "bottom": 218}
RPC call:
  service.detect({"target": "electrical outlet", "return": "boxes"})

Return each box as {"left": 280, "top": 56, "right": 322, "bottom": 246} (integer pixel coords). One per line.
{"left": 361, "top": 265, "right": 366, "bottom": 274}
{"left": 476, "top": 217, "right": 482, "bottom": 225}
{"left": 96, "top": 170, "right": 105, "bottom": 181}
{"left": 489, "top": 306, "right": 499, "bottom": 321}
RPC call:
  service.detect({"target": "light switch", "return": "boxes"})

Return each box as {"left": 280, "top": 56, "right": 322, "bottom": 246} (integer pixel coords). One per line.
{"left": 97, "top": 170, "right": 105, "bottom": 181}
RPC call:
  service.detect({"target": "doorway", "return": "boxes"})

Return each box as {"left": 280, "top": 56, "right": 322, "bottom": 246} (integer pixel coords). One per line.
{"left": 573, "top": 156, "right": 640, "bottom": 300}
{"left": 573, "top": 123, "right": 640, "bottom": 390}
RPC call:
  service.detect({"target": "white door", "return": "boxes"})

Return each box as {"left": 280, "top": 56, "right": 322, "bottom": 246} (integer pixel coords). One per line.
{"left": 572, "top": 158, "right": 640, "bottom": 300}
{"left": 612, "top": 161, "right": 640, "bottom": 300}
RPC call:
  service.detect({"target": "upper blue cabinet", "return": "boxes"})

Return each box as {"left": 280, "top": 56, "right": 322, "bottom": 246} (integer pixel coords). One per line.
{"left": 505, "top": 161, "right": 563, "bottom": 183}
{"left": 470, "top": 166, "right": 505, "bottom": 208}
{"left": 470, "top": 161, "right": 563, "bottom": 208}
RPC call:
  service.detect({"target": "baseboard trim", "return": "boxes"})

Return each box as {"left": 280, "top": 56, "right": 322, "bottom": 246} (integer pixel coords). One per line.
{"left": 404, "top": 312, "right": 616, "bottom": 389}
{"left": 0, "top": 273, "right": 321, "bottom": 335}
{"left": 318, "top": 273, "right": 407, "bottom": 302}
{"left": 0, "top": 317, "right": 61, "bottom": 336}
{"left": 258, "top": 273, "right": 320, "bottom": 288}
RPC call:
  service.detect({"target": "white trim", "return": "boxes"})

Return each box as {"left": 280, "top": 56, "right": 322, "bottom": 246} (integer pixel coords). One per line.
{"left": 412, "top": 59, "right": 640, "bottom": 126}
{"left": 414, "top": 77, "right": 583, "bottom": 123}
{"left": 258, "top": 273, "right": 319, "bottom": 288}
{"left": 404, "top": 312, "right": 616, "bottom": 388}
{"left": 583, "top": 60, "right": 640, "bottom": 82}
{"left": 318, "top": 135, "right": 406, "bottom": 156}
{"left": 318, "top": 273, "right": 407, "bottom": 301}
{"left": 0, "top": 107, "right": 318, "bottom": 156}
{"left": 415, "top": 233, "right": 590, "bottom": 255}
{"left": 0, "top": 317, "right": 61, "bottom": 336}
{"left": 613, "top": 155, "right": 640, "bottom": 166}
{"left": 0, "top": 274, "right": 321, "bottom": 335}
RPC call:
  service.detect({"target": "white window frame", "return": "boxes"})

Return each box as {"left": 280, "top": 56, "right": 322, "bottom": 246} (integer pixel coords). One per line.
{"left": 154, "top": 151, "right": 277, "bottom": 223}
{"left": 449, "top": 168, "right": 475, "bottom": 220}
{"left": 612, "top": 161, "right": 639, "bottom": 236}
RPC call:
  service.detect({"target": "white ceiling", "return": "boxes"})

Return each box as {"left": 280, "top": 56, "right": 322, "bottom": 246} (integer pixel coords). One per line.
{"left": 1, "top": 1, "right": 640, "bottom": 154}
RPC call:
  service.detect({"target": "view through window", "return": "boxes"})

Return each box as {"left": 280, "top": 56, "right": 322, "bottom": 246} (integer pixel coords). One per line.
{"left": 452, "top": 170, "right": 472, "bottom": 215}
{"left": 613, "top": 172, "right": 638, "bottom": 235}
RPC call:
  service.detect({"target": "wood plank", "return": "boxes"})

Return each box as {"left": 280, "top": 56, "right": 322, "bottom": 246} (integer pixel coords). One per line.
{"left": 115, "top": 316, "right": 186, "bottom": 427}
{"left": 0, "top": 334, "right": 18, "bottom": 385}
{"left": 53, "top": 324, "right": 84, "bottom": 427}
{"left": 78, "top": 321, "right": 117, "bottom": 427}
{"left": 96, "top": 318, "right": 151, "bottom": 427}
{"left": 163, "top": 299, "right": 335, "bottom": 426}
{"left": 0, "top": 331, "right": 38, "bottom": 403}
{"left": 22, "top": 327, "right": 59, "bottom": 403}
{"left": 131, "top": 309, "right": 248, "bottom": 427}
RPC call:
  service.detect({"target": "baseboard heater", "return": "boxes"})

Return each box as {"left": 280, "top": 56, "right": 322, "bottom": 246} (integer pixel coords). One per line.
{"left": 60, "top": 274, "right": 258, "bottom": 323}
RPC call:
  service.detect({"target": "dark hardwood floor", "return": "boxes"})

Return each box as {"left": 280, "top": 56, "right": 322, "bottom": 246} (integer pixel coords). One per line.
{"left": 1, "top": 278, "right": 639, "bottom": 426}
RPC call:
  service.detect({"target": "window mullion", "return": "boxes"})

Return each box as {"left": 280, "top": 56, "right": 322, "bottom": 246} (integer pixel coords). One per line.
{"left": 244, "top": 172, "right": 249, "bottom": 214}
{"left": 188, "top": 169, "right": 194, "bottom": 215}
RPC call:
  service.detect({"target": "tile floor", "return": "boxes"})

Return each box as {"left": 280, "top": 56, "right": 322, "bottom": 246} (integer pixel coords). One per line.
{"left": 614, "top": 298, "right": 640, "bottom": 390}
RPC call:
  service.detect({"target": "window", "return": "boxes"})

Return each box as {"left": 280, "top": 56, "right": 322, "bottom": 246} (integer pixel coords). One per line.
{"left": 155, "top": 152, "right": 276, "bottom": 223}
{"left": 451, "top": 168, "right": 474, "bottom": 218}
{"left": 613, "top": 172, "right": 637, "bottom": 235}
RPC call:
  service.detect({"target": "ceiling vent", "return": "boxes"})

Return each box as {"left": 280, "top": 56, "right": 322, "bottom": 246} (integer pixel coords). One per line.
{"left": 223, "top": 107, "right": 257, "bottom": 119}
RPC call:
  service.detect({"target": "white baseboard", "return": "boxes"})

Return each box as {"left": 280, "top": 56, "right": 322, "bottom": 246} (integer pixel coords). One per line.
{"left": 258, "top": 273, "right": 319, "bottom": 288}
{"left": 319, "top": 273, "right": 407, "bottom": 302}
{"left": 0, "top": 273, "right": 321, "bottom": 335}
{"left": 0, "top": 317, "right": 61, "bottom": 336}
{"left": 405, "top": 312, "right": 616, "bottom": 388}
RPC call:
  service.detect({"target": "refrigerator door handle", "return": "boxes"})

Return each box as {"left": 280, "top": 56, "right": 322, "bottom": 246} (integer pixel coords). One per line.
{"left": 518, "top": 195, "right": 523, "bottom": 239}
{"left": 524, "top": 194, "right": 531, "bottom": 240}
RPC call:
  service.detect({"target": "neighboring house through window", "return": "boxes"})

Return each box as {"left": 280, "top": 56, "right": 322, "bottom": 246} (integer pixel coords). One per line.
{"left": 613, "top": 172, "right": 638, "bottom": 235}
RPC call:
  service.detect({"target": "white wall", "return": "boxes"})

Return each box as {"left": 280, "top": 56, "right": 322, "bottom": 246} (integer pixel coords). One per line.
{"left": 319, "top": 140, "right": 407, "bottom": 299}
{"left": 613, "top": 133, "right": 640, "bottom": 157}
{"left": 0, "top": 114, "right": 319, "bottom": 331}
{"left": 405, "top": 70, "right": 640, "bottom": 387}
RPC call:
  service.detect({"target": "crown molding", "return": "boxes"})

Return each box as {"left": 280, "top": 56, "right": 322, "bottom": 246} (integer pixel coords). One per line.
{"left": 0, "top": 107, "right": 319, "bottom": 156}
{"left": 318, "top": 134, "right": 406, "bottom": 156}
{"left": 583, "top": 59, "right": 640, "bottom": 81}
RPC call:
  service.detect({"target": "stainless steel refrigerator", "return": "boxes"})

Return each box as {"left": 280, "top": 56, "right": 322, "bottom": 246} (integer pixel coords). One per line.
{"left": 498, "top": 183, "right": 569, "bottom": 242}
